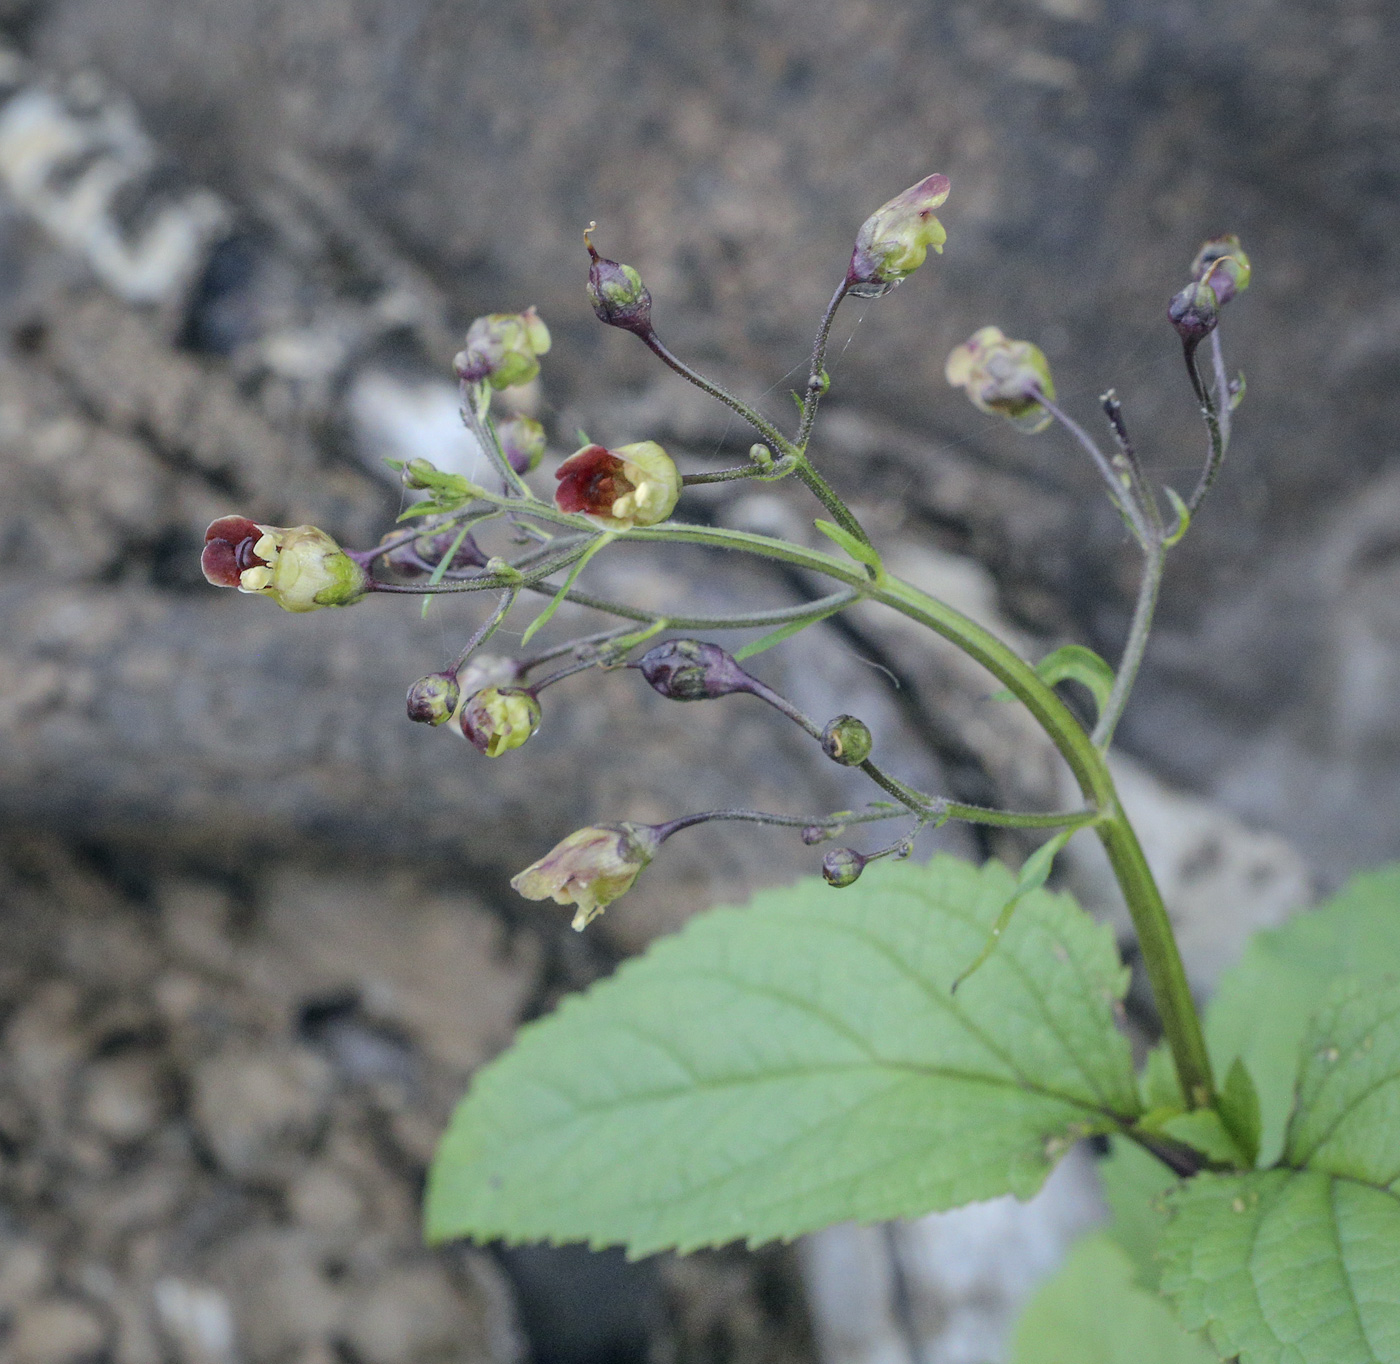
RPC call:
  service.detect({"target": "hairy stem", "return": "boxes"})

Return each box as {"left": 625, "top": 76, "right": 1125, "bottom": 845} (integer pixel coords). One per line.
{"left": 1092, "top": 541, "right": 1164, "bottom": 749}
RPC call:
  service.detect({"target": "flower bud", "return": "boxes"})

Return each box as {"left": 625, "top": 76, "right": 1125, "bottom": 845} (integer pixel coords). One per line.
{"left": 821, "top": 715, "right": 873, "bottom": 766}
{"left": 637, "top": 639, "right": 752, "bottom": 701}
{"left": 847, "top": 174, "right": 950, "bottom": 298}
{"left": 1191, "top": 235, "right": 1250, "bottom": 305}
{"left": 381, "top": 527, "right": 486, "bottom": 578}
{"left": 406, "top": 672, "right": 460, "bottom": 725}
{"left": 511, "top": 822, "right": 663, "bottom": 929}
{"left": 802, "top": 823, "right": 844, "bottom": 846}
{"left": 457, "top": 686, "right": 541, "bottom": 757}
{"left": 1168, "top": 279, "right": 1219, "bottom": 346}
{"left": 201, "top": 518, "right": 369, "bottom": 612}
{"left": 554, "top": 441, "right": 680, "bottom": 528}
{"left": 945, "top": 326, "right": 1056, "bottom": 435}
{"left": 822, "top": 847, "right": 867, "bottom": 888}
{"left": 585, "top": 226, "right": 653, "bottom": 336}
{"left": 453, "top": 308, "right": 551, "bottom": 390}
{"left": 496, "top": 415, "right": 547, "bottom": 474}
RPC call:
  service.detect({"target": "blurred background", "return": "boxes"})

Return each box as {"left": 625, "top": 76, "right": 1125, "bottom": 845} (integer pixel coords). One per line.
{"left": 0, "top": 0, "right": 1395, "bottom": 1361}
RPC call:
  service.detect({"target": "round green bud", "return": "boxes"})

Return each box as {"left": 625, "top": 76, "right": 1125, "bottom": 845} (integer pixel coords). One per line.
{"left": 821, "top": 715, "right": 873, "bottom": 766}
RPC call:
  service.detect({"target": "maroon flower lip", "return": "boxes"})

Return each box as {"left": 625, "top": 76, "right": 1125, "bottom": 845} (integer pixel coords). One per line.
{"left": 201, "top": 516, "right": 268, "bottom": 587}
{"left": 554, "top": 444, "right": 632, "bottom": 517}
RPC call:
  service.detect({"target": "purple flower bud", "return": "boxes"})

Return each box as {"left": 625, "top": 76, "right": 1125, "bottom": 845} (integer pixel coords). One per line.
{"left": 821, "top": 715, "right": 873, "bottom": 766}
{"left": 585, "top": 227, "right": 653, "bottom": 336}
{"left": 407, "top": 672, "right": 460, "bottom": 725}
{"left": 381, "top": 529, "right": 486, "bottom": 578}
{"left": 1168, "top": 279, "right": 1219, "bottom": 346}
{"left": 822, "top": 848, "right": 867, "bottom": 888}
{"left": 497, "top": 415, "right": 547, "bottom": 474}
{"left": 1191, "top": 235, "right": 1250, "bottom": 306}
{"left": 637, "top": 640, "right": 753, "bottom": 701}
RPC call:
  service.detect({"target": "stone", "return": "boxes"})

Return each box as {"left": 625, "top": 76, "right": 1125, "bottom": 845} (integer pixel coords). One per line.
{"left": 7, "top": 1297, "right": 108, "bottom": 1364}
{"left": 191, "top": 1046, "right": 332, "bottom": 1180}
{"left": 78, "top": 1054, "right": 163, "bottom": 1143}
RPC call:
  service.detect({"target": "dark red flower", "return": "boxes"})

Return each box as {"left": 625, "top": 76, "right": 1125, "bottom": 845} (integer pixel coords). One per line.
{"left": 201, "top": 516, "right": 268, "bottom": 587}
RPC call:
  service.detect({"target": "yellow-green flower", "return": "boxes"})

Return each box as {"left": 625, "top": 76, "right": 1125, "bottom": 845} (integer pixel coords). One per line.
{"left": 847, "top": 174, "right": 950, "bottom": 298}
{"left": 511, "top": 823, "right": 662, "bottom": 929}
{"left": 945, "top": 326, "right": 1056, "bottom": 434}
{"left": 456, "top": 686, "right": 541, "bottom": 757}
{"left": 200, "top": 517, "right": 369, "bottom": 612}
{"left": 453, "top": 308, "right": 552, "bottom": 390}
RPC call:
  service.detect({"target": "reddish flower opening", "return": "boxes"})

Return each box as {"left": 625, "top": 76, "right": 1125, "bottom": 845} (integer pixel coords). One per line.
{"left": 554, "top": 445, "right": 632, "bottom": 517}
{"left": 201, "top": 516, "right": 267, "bottom": 587}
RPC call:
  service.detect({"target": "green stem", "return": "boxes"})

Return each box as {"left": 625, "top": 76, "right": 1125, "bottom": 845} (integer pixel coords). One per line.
{"left": 1092, "top": 542, "right": 1164, "bottom": 749}
{"left": 1184, "top": 343, "right": 1227, "bottom": 514}
{"left": 642, "top": 333, "right": 792, "bottom": 456}
{"left": 794, "top": 280, "right": 849, "bottom": 452}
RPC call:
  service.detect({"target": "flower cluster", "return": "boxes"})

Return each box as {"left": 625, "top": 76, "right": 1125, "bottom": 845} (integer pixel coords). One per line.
{"left": 195, "top": 180, "right": 1248, "bottom": 943}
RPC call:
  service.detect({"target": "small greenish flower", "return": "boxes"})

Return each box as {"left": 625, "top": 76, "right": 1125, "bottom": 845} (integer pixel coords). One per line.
{"left": 847, "top": 174, "right": 951, "bottom": 298}
{"left": 511, "top": 823, "right": 662, "bottom": 929}
{"left": 201, "top": 517, "right": 370, "bottom": 612}
{"left": 457, "top": 686, "right": 541, "bottom": 757}
{"left": 945, "top": 326, "right": 1056, "bottom": 434}
{"left": 1191, "top": 235, "right": 1251, "bottom": 305}
{"left": 822, "top": 847, "right": 867, "bottom": 888}
{"left": 554, "top": 441, "right": 681, "bottom": 528}
{"left": 453, "top": 308, "right": 552, "bottom": 390}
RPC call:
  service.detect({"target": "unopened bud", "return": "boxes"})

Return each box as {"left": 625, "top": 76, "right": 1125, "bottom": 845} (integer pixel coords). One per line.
{"left": 381, "top": 528, "right": 486, "bottom": 578}
{"left": 638, "top": 640, "right": 752, "bottom": 701}
{"left": 1168, "top": 279, "right": 1219, "bottom": 346}
{"left": 554, "top": 441, "right": 680, "bottom": 528}
{"left": 201, "top": 518, "right": 369, "bottom": 612}
{"left": 847, "top": 174, "right": 950, "bottom": 298}
{"left": 457, "top": 686, "right": 541, "bottom": 757}
{"left": 496, "top": 415, "right": 547, "bottom": 474}
{"left": 1191, "top": 235, "right": 1250, "bottom": 305}
{"left": 945, "top": 326, "right": 1055, "bottom": 435}
{"left": 585, "top": 226, "right": 653, "bottom": 335}
{"left": 821, "top": 715, "right": 873, "bottom": 766}
{"left": 407, "top": 672, "right": 460, "bottom": 725}
{"left": 453, "top": 308, "right": 551, "bottom": 390}
{"left": 822, "top": 847, "right": 867, "bottom": 888}
{"left": 802, "top": 823, "right": 844, "bottom": 846}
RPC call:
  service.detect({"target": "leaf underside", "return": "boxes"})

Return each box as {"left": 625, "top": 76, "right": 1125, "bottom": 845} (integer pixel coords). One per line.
{"left": 425, "top": 854, "right": 1139, "bottom": 1255}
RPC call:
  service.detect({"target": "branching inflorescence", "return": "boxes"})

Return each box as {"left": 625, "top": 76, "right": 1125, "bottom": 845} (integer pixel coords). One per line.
{"left": 201, "top": 176, "right": 1249, "bottom": 1116}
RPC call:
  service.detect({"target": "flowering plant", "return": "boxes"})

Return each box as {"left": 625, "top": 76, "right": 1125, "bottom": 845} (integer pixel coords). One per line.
{"left": 200, "top": 182, "right": 1400, "bottom": 1363}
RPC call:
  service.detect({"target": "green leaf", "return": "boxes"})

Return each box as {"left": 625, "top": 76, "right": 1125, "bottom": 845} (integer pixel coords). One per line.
{"left": 1285, "top": 977, "right": 1400, "bottom": 1190}
{"left": 1159, "top": 1169, "right": 1400, "bottom": 1364}
{"left": 1206, "top": 864, "right": 1400, "bottom": 1166}
{"left": 1219, "top": 1057, "right": 1262, "bottom": 1168}
{"left": 1160, "top": 1108, "right": 1248, "bottom": 1168}
{"left": 1034, "top": 645, "right": 1116, "bottom": 721}
{"left": 1010, "top": 1232, "right": 1215, "bottom": 1364}
{"left": 813, "top": 519, "right": 883, "bottom": 577}
{"left": 1099, "top": 1135, "right": 1179, "bottom": 1289}
{"left": 519, "top": 533, "right": 615, "bottom": 647}
{"left": 1163, "top": 487, "right": 1191, "bottom": 546}
{"left": 733, "top": 599, "right": 850, "bottom": 662}
{"left": 425, "top": 855, "right": 1140, "bottom": 1255}
{"left": 951, "top": 828, "right": 1075, "bottom": 992}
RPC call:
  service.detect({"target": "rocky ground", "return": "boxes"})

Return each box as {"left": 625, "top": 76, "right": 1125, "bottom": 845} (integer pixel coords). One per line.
{"left": 1, "top": 2, "right": 1397, "bottom": 1362}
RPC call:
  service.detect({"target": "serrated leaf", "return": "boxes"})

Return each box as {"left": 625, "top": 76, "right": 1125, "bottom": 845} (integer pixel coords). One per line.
{"left": 426, "top": 855, "right": 1140, "bottom": 1255}
{"left": 1161, "top": 1108, "right": 1248, "bottom": 1167}
{"left": 1099, "top": 1134, "right": 1179, "bottom": 1289}
{"left": 1160, "top": 1169, "right": 1400, "bottom": 1364}
{"left": 1286, "top": 977, "right": 1400, "bottom": 1190}
{"left": 813, "top": 519, "right": 883, "bottom": 577}
{"left": 1010, "top": 1232, "right": 1215, "bottom": 1364}
{"left": 1207, "top": 864, "right": 1400, "bottom": 1165}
